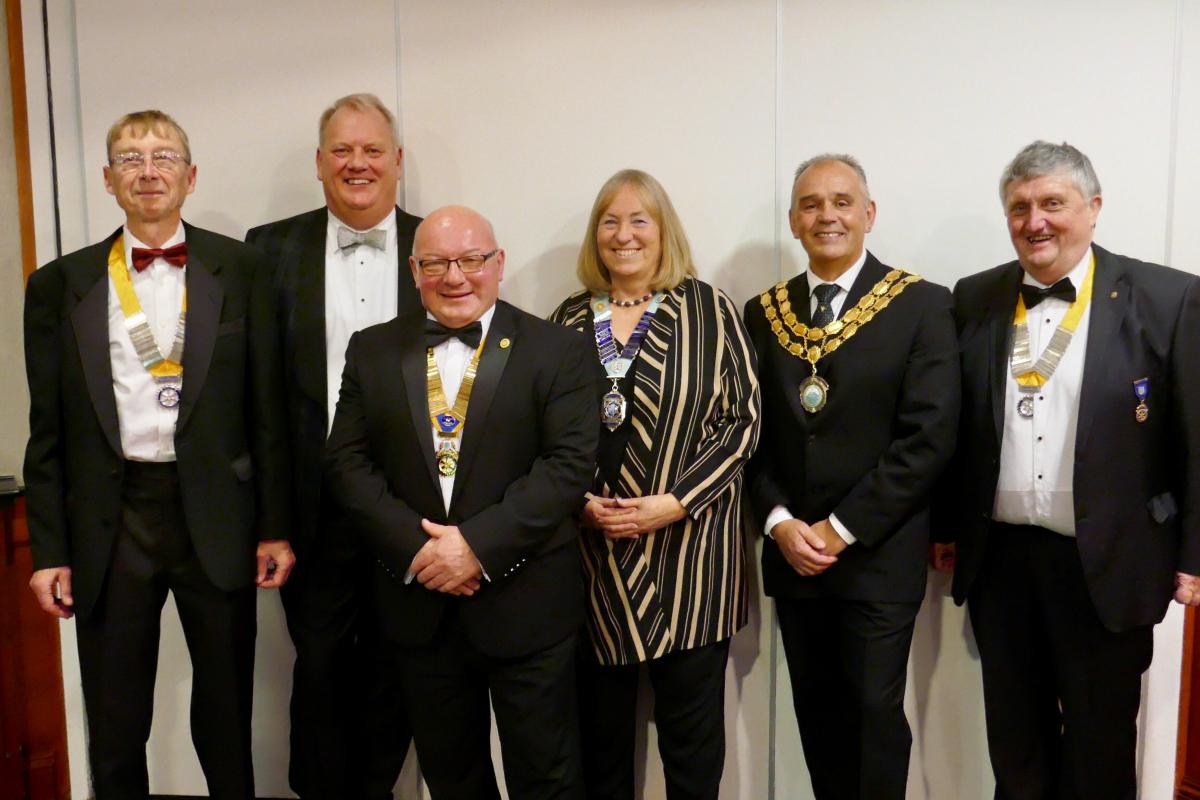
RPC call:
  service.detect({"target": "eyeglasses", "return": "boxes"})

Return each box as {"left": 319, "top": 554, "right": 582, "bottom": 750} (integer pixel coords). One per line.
{"left": 110, "top": 151, "right": 189, "bottom": 173}
{"left": 416, "top": 250, "right": 499, "bottom": 276}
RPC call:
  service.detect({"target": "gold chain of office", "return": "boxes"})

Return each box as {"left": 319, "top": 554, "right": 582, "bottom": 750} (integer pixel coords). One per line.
{"left": 759, "top": 269, "right": 922, "bottom": 366}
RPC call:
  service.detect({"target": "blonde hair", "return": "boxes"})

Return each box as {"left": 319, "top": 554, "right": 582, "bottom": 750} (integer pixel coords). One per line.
{"left": 576, "top": 169, "right": 696, "bottom": 293}
{"left": 318, "top": 93, "right": 399, "bottom": 146}
{"left": 106, "top": 110, "right": 191, "bottom": 163}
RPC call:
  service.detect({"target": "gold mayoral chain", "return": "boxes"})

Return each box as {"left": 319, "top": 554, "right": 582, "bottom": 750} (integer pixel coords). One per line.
{"left": 107, "top": 237, "right": 187, "bottom": 409}
{"left": 1009, "top": 255, "right": 1094, "bottom": 419}
{"left": 426, "top": 340, "right": 485, "bottom": 477}
{"left": 759, "top": 269, "right": 921, "bottom": 413}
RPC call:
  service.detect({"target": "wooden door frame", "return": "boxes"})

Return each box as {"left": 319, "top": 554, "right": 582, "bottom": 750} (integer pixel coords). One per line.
{"left": 6, "top": 0, "right": 36, "bottom": 281}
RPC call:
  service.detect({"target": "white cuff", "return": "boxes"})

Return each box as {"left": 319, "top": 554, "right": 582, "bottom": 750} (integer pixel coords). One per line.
{"left": 828, "top": 513, "right": 856, "bottom": 545}
{"left": 764, "top": 505, "right": 794, "bottom": 538}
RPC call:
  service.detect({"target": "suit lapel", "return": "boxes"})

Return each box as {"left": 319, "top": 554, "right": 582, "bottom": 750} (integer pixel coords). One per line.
{"left": 449, "top": 302, "right": 516, "bottom": 509}
{"left": 987, "top": 265, "right": 1023, "bottom": 444}
{"left": 1075, "top": 246, "right": 1127, "bottom": 455}
{"left": 394, "top": 205, "right": 420, "bottom": 313}
{"left": 399, "top": 315, "right": 441, "bottom": 492}
{"left": 292, "top": 214, "right": 329, "bottom": 410}
{"left": 838, "top": 252, "right": 885, "bottom": 315}
{"left": 177, "top": 236, "right": 223, "bottom": 432}
{"left": 774, "top": 273, "right": 813, "bottom": 425}
{"left": 67, "top": 238, "right": 123, "bottom": 456}
{"left": 618, "top": 283, "right": 681, "bottom": 494}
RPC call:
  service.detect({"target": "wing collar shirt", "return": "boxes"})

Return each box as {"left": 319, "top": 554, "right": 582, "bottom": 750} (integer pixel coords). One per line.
{"left": 324, "top": 209, "right": 400, "bottom": 433}
{"left": 763, "top": 248, "right": 869, "bottom": 544}
{"left": 993, "top": 246, "right": 1094, "bottom": 536}
{"left": 110, "top": 224, "right": 186, "bottom": 462}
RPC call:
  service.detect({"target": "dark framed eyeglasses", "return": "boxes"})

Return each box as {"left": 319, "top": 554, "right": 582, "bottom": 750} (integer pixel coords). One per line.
{"left": 416, "top": 249, "right": 499, "bottom": 276}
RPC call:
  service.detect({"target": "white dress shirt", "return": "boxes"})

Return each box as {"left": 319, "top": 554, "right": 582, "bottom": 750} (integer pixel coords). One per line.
{"left": 429, "top": 306, "right": 496, "bottom": 514}
{"left": 324, "top": 209, "right": 400, "bottom": 432}
{"left": 403, "top": 306, "right": 496, "bottom": 586}
{"left": 763, "top": 250, "right": 868, "bottom": 544}
{"left": 109, "top": 225, "right": 186, "bottom": 462}
{"left": 993, "top": 247, "right": 1094, "bottom": 536}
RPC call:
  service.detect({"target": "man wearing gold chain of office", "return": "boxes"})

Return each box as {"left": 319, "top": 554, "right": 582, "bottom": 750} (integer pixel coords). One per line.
{"left": 744, "top": 153, "right": 960, "bottom": 800}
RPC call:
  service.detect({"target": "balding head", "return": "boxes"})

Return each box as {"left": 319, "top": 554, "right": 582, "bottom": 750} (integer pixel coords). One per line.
{"left": 410, "top": 205, "right": 505, "bottom": 328}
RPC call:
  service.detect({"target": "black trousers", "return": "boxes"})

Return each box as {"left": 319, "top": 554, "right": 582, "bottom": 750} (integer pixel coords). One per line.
{"left": 969, "top": 523, "right": 1154, "bottom": 800}
{"left": 396, "top": 610, "right": 583, "bottom": 800}
{"left": 775, "top": 595, "right": 921, "bottom": 800}
{"left": 75, "top": 461, "right": 256, "bottom": 800}
{"left": 281, "top": 512, "right": 409, "bottom": 800}
{"left": 577, "top": 638, "right": 731, "bottom": 800}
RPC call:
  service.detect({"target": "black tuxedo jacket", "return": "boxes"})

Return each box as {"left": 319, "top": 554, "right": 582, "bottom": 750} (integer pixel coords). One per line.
{"left": 324, "top": 301, "right": 598, "bottom": 659}
{"left": 245, "top": 206, "right": 422, "bottom": 555}
{"left": 938, "top": 244, "right": 1200, "bottom": 632}
{"left": 744, "top": 253, "right": 960, "bottom": 603}
{"left": 23, "top": 224, "right": 291, "bottom": 620}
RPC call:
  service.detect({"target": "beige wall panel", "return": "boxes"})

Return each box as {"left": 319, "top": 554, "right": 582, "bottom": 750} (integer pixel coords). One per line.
{"left": 774, "top": 1, "right": 1180, "bottom": 798}
{"left": 398, "top": 3, "right": 778, "bottom": 798}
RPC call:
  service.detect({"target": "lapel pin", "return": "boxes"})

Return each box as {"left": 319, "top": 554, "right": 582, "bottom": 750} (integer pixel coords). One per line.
{"left": 500, "top": 337, "right": 511, "bottom": 349}
{"left": 1110, "top": 291, "right": 1118, "bottom": 299}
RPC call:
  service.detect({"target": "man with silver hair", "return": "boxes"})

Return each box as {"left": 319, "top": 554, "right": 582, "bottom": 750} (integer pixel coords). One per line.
{"left": 745, "top": 153, "right": 959, "bottom": 800}
{"left": 937, "top": 140, "right": 1200, "bottom": 798}
{"left": 246, "top": 93, "right": 422, "bottom": 799}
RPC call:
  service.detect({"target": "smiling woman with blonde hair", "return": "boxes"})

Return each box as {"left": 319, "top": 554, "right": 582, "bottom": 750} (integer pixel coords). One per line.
{"left": 550, "top": 168, "right": 761, "bottom": 800}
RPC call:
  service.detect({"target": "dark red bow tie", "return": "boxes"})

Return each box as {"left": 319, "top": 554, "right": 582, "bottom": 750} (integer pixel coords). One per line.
{"left": 131, "top": 243, "right": 188, "bottom": 272}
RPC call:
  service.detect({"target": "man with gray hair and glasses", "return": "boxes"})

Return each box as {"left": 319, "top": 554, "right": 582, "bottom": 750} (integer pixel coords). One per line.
{"left": 935, "top": 140, "right": 1200, "bottom": 798}
{"left": 246, "top": 93, "right": 422, "bottom": 799}
{"left": 24, "top": 109, "right": 292, "bottom": 798}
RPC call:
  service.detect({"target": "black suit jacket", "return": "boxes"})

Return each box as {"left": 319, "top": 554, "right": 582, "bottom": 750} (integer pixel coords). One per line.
{"left": 245, "top": 206, "right": 422, "bottom": 555}
{"left": 744, "top": 253, "right": 960, "bottom": 603}
{"left": 324, "top": 301, "right": 598, "bottom": 659}
{"left": 939, "top": 244, "right": 1200, "bottom": 632}
{"left": 23, "top": 224, "right": 291, "bottom": 620}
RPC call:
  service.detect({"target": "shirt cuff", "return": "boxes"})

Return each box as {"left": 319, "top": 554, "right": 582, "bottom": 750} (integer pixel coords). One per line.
{"left": 828, "top": 513, "right": 856, "bottom": 545}
{"left": 764, "top": 505, "right": 793, "bottom": 538}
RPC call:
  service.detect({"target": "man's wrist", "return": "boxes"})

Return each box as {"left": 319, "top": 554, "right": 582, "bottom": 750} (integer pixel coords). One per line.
{"left": 765, "top": 505, "right": 793, "bottom": 538}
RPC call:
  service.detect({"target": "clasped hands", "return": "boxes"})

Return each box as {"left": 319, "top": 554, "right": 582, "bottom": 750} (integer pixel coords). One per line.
{"left": 771, "top": 518, "right": 847, "bottom": 576}
{"left": 582, "top": 493, "right": 687, "bottom": 540}
{"left": 409, "top": 519, "right": 483, "bottom": 596}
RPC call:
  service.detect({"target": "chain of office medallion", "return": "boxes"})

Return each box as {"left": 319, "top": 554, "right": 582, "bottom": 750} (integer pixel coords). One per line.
{"left": 758, "top": 270, "right": 922, "bottom": 367}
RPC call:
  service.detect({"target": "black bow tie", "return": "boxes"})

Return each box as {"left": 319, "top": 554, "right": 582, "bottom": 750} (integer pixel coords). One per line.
{"left": 424, "top": 319, "right": 483, "bottom": 349}
{"left": 1020, "top": 278, "right": 1076, "bottom": 308}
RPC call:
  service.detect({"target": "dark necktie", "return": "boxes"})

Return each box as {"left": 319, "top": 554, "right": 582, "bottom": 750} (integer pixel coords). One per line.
{"left": 131, "top": 243, "right": 188, "bottom": 272}
{"left": 811, "top": 283, "right": 840, "bottom": 327}
{"left": 337, "top": 226, "right": 387, "bottom": 251}
{"left": 1020, "top": 278, "right": 1076, "bottom": 308}
{"left": 424, "top": 319, "right": 483, "bottom": 349}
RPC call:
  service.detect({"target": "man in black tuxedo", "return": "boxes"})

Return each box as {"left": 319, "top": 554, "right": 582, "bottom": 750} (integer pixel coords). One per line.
{"left": 23, "top": 110, "right": 293, "bottom": 799}
{"left": 744, "top": 154, "right": 959, "bottom": 800}
{"left": 935, "top": 140, "right": 1200, "bottom": 799}
{"left": 325, "top": 205, "right": 596, "bottom": 799}
{"left": 245, "top": 92, "right": 421, "bottom": 800}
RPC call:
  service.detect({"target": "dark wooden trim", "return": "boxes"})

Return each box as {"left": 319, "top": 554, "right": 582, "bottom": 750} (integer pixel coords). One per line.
{"left": 6, "top": 0, "right": 36, "bottom": 280}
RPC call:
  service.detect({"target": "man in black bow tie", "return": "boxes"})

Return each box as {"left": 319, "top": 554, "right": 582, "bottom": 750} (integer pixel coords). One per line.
{"left": 24, "top": 109, "right": 292, "bottom": 798}
{"left": 935, "top": 140, "right": 1200, "bottom": 799}
{"left": 244, "top": 93, "right": 422, "bottom": 799}
{"left": 326, "top": 205, "right": 597, "bottom": 799}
